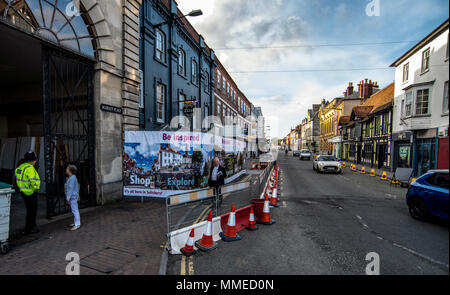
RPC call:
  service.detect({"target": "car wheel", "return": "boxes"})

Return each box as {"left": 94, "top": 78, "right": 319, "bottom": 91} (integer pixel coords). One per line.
{"left": 408, "top": 198, "right": 430, "bottom": 221}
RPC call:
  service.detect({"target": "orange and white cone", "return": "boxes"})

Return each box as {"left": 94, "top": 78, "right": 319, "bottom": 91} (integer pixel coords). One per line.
{"left": 270, "top": 188, "right": 280, "bottom": 207}
{"left": 257, "top": 194, "right": 275, "bottom": 225}
{"left": 180, "top": 229, "right": 197, "bottom": 257}
{"left": 195, "top": 211, "right": 218, "bottom": 252}
{"left": 246, "top": 206, "right": 258, "bottom": 231}
{"left": 220, "top": 204, "right": 242, "bottom": 242}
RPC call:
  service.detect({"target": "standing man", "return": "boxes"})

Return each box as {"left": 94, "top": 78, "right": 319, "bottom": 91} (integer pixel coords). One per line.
{"left": 208, "top": 157, "right": 226, "bottom": 195}
{"left": 15, "top": 152, "right": 41, "bottom": 235}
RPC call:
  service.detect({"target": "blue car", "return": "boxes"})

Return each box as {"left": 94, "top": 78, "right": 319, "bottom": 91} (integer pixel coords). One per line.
{"left": 406, "top": 170, "right": 449, "bottom": 221}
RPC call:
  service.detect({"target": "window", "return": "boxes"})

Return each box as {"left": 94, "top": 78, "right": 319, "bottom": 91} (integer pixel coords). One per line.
{"left": 179, "top": 93, "right": 186, "bottom": 127}
{"left": 217, "top": 101, "right": 221, "bottom": 116}
{"left": 217, "top": 71, "right": 221, "bottom": 89}
{"left": 192, "top": 60, "right": 198, "bottom": 84}
{"left": 156, "top": 30, "right": 165, "bottom": 62}
{"left": 426, "top": 172, "right": 449, "bottom": 189}
{"left": 446, "top": 33, "right": 449, "bottom": 60}
{"left": 405, "top": 91, "right": 412, "bottom": 117}
{"left": 421, "top": 48, "right": 430, "bottom": 72}
{"left": 382, "top": 113, "right": 389, "bottom": 135}
{"left": 156, "top": 83, "right": 166, "bottom": 123}
{"left": 403, "top": 63, "right": 409, "bottom": 83}
{"left": 222, "top": 79, "right": 226, "bottom": 91}
{"left": 444, "top": 81, "right": 449, "bottom": 113}
{"left": 178, "top": 48, "right": 185, "bottom": 75}
{"left": 401, "top": 99, "right": 405, "bottom": 118}
{"left": 204, "top": 71, "right": 210, "bottom": 92}
{"left": 416, "top": 89, "right": 429, "bottom": 115}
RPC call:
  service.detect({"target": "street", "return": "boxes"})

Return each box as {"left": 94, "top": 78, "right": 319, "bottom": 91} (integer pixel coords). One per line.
{"left": 167, "top": 153, "right": 449, "bottom": 275}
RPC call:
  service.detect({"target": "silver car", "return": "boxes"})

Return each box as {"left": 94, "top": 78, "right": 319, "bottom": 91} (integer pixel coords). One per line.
{"left": 299, "top": 149, "right": 312, "bottom": 160}
{"left": 313, "top": 155, "right": 342, "bottom": 174}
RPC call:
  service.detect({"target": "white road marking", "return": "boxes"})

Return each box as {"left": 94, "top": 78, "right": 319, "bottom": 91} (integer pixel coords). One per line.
{"left": 393, "top": 243, "right": 450, "bottom": 270}
{"left": 282, "top": 201, "right": 287, "bottom": 208}
{"left": 385, "top": 193, "right": 397, "bottom": 199}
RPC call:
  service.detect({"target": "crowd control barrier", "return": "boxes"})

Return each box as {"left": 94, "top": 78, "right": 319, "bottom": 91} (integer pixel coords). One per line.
{"left": 165, "top": 161, "right": 277, "bottom": 255}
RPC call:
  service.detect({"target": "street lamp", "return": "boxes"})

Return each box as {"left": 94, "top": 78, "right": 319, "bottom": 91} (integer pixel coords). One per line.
{"left": 152, "top": 9, "right": 203, "bottom": 29}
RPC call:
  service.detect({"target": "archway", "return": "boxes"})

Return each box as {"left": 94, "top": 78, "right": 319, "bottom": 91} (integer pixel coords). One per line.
{"left": 0, "top": 0, "right": 101, "bottom": 231}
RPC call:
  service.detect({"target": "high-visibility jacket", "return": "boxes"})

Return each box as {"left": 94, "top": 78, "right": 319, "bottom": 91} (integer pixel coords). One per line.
{"left": 15, "top": 163, "right": 41, "bottom": 196}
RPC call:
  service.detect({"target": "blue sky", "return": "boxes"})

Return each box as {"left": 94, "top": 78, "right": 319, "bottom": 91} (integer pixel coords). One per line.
{"left": 178, "top": 0, "right": 449, "bottom": 138}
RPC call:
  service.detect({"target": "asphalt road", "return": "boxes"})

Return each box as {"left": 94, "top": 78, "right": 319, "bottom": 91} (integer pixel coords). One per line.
{"left": 166, "top": 153, "right": 449, "bottom": 275}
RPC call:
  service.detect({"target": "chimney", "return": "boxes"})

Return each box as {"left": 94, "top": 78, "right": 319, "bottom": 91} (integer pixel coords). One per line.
{"left": 346, "top": 82, "right": 354, "bottom": 97}
{"left": 360, "top": 79, "right": 377, "bottom": 100}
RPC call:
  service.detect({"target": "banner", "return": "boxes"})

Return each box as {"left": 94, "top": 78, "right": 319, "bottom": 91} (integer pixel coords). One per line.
{"left": 123, "top": 131, "right": 246, "bottom": 198}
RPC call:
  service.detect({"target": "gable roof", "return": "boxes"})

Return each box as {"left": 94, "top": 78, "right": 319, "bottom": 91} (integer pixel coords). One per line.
{"left": 363, "top": 82, "right": 395, "bottom": 115}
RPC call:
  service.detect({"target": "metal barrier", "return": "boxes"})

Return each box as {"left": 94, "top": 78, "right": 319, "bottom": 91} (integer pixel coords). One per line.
{"left": 164, "top": 162, "right": 275, "bottom": 254}
{"left": 165, "top": 188, "right": 217, "bottom": 238}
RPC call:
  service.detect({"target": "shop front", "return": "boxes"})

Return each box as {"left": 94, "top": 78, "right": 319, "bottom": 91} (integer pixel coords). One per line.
{"left": 392, "top": 131, "right": 413, "bottom": 172}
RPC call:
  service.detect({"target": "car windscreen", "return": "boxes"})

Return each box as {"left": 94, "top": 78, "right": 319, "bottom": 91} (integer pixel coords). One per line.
{"left": 318, "top": 156, "right": 337, "bottom": 162}
{"left": 301, "top": 150, "right": 310, "bottom": 153}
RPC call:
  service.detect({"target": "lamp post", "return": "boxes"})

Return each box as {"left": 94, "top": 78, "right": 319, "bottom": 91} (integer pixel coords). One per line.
{"left": 152, "top": 9, "right": 203, "bottom": 29}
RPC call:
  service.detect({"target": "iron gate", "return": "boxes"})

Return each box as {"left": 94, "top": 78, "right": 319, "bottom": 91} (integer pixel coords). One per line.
{"left": 42, "top": 47, "right": 96, "bottom": 218}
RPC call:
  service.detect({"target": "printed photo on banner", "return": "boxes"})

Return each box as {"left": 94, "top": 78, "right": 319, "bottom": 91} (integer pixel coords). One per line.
{"left": 123, "top": 131, "right": 246, "bottom": 198}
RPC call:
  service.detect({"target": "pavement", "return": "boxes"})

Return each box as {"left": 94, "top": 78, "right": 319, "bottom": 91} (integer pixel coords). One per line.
{"left": 0, "top": 199, "right": 167, "bottom": 275}
{"left": 166, "top": 153, "right": 449, "bottom": 275}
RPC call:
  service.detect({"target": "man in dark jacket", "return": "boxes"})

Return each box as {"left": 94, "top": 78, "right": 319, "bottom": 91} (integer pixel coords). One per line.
{"left": 208, "top": 157, "right": 226, "bottom": 192}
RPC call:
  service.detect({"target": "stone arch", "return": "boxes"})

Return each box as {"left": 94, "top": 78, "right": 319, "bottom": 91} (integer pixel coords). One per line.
{"left": 81, "top": 0, "right": 116, "bottom": 67}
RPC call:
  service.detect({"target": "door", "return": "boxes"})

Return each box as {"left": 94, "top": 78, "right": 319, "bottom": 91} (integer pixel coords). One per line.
{"left": 42, "top": 47, "right": 96, "bottom": 218}
{"left": 425, "top": 172, "right": 449, "bottom": 219}
{"left": 377, "top": 144, "right": 386, "bottom": 169}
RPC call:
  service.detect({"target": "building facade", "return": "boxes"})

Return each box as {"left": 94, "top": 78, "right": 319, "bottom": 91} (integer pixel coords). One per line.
{"left": 0, "top": 0, "right": 142, "bottom": 217}
{"left": 140, "top": 0, "right": 216, "bottom": 132}
{"left": 390, "top": 19, "right": 449, "bottom": 176}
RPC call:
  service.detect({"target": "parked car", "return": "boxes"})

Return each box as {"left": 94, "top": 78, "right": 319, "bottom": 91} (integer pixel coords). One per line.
{"left": 406, "top": 170, "right": 449, "bottom": 221}
{"left": 313, "top": 155, "right": 342, "bottom": 174}
{"left": 299, "top": 149, "right": 312, "bottom": 160}
{"left": 293, "top": 150, "right": 300, "bottom": 157}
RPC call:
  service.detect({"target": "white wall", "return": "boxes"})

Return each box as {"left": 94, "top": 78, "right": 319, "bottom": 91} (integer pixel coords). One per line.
{"left": 393, "top": 28, "right": 449, "bottom": 133}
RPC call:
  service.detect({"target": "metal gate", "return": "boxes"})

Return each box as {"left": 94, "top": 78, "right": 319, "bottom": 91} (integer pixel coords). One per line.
{"left": 42, "top": 47, "right": 96, "bottom": 218}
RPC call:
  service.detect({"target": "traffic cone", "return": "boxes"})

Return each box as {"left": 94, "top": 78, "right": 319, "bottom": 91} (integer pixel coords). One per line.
{"left": 342, "top": 162, "right": 346, "bottom": 168}
{"left": 257, "top": 194, "right": 275, "bottom": 225}
{"left": 246, "top": 207, "right": 258, "bottom": 231}
{"left": 195, "top": 211, "right": 218, "bottom": 252}
{"left": 370, "top": 169, "right": 375, "bottom": 177}
{"left": 269, "top": 187, "right": 280, "bottom": 207}
{"left": 381, "top": 172, "right": 388, "bottom": 181}
{"left": 361, "top": 167, "right": 366, "bottom": 174}
{"left": 351, "top": 164, "right": 356, "bottom": 171}
{"left": 220, "top": 204, "right": 242, "bottom": 242}
{"left": 180, "top": 229, "right": 197, "bottom": 257}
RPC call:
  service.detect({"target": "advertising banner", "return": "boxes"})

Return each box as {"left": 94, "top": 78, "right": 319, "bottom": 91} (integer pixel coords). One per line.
{"left": 124, "top": 131, "right": 246, "bottom": 198}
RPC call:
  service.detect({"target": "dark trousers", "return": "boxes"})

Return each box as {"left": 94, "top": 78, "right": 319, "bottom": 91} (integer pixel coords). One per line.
{"left": 21, "top": 192, "right": 38, "bottom": 233}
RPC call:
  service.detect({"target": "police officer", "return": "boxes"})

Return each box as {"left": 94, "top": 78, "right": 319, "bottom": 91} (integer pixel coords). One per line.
{"left": 15, "top": 152, "right": 41, "bottom": 235}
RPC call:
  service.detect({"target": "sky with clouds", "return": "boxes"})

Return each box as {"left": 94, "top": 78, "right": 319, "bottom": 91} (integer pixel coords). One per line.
{"left": 177, "top": 0, "right": 449, "bottom": 138}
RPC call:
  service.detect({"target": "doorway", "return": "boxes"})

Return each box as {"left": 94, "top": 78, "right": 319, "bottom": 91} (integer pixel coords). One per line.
{"left": 0, "top": 19, "right": 96, "bottom": 235}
